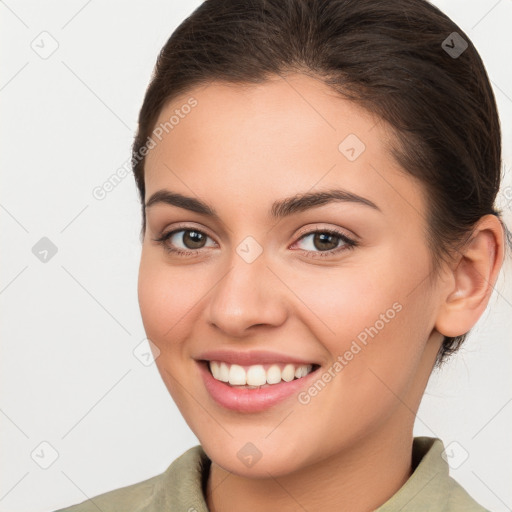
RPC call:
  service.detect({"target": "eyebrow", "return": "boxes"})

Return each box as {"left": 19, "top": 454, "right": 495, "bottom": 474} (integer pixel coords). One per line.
{"left": 144, "top": 187, "right": 381, "bottom": 220}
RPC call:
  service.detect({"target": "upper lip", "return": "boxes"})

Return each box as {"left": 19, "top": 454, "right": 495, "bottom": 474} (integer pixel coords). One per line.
{"left": 195, "top": 349, "right": 319, "bottom": 367}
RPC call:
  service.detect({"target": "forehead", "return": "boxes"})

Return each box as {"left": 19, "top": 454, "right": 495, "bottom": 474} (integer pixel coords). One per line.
{"left": 144, "top": 73, "right": 425, "bottom": 222}
{"left": 147, "top": 73, "right": 382, "bottom": 167}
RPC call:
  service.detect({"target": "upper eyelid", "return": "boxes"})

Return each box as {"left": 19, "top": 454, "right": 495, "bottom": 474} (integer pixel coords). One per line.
{"left": 295, "top": 224, "right": 357, "bottom": 241}
{"left": 160, "top": 223, "right": 218, "bottom": 244}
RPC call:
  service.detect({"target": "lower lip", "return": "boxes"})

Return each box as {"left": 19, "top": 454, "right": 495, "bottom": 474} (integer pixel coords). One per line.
{"left": 197, "top": 361, "right": 320, "bottom": 413}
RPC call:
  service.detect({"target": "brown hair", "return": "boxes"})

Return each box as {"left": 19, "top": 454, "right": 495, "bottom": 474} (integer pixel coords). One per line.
{"left": 131, "top": 0, "right": 506, "bottom": 365}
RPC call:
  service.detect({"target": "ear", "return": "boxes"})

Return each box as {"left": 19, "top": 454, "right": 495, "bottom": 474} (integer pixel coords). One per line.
{"left": 435, "top": 214, "right": 505, "bottom": 338}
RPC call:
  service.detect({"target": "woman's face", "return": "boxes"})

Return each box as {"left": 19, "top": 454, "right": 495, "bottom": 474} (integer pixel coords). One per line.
{"left": 138, "top": 73, "right": 446, "bottom": 476}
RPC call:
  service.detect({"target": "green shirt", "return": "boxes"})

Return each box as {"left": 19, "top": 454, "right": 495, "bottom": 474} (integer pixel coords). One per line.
{"left": 54, "top": 437, "right": 489, "bottom": 511}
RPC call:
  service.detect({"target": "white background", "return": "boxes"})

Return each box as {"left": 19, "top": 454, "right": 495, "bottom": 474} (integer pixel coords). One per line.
{"left": 1, "top": 1, "right": 511, "bottom": 511}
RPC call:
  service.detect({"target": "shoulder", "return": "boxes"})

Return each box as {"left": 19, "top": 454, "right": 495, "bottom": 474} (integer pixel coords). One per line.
{"left": 377, "top": 437, "right": 490, "bottom": 512}
{"left": 52, "top": 473, "right": 159, "bottom": 512}
{"left": 443, "top": 478, "right": 491, "bottom": 512}
{"left": 51, "top": 445, "right": 210, "bottom": 512}
{"left": 423, "top": 437, "right": 490, "bottom": 512}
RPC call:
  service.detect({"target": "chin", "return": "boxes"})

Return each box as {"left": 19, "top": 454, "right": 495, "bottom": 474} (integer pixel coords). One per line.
{"left": 200, "top": 435, "right": 314, "bottom": 479}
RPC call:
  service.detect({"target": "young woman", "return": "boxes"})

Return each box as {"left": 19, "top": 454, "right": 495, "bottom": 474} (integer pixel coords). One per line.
{"left": 56, "top": 0, "right": 508, "bottom": 510}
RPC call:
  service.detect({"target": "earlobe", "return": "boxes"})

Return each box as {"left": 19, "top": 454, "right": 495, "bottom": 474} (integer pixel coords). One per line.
{"left": 434, "top": 215, "right": 504, "bottom": 338}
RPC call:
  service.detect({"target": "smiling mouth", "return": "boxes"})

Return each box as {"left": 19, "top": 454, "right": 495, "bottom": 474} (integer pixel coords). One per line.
{"left": 202, "top": 360, "right": 321, "bottom": 389}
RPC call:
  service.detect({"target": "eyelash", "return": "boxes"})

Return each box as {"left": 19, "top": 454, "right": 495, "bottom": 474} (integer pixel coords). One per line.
{"left": 152, "top": 224, "right": 358, "bottom": 259}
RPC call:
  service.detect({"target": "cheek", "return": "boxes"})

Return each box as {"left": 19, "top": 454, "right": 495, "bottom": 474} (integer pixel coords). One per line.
{"left": 291, "top": 249, "right": 434, "bottom": 397}
{"left": 137, "top": 251, "right": 202, "bottom": 348}
{"left": 307, "top": 243, "right": 433, "bottom": 351}
{"left": 137, "top": 252, "right": 202, "bottom": 411}
{"left": 290, "top": 260, "right": 404, "bottom": 350}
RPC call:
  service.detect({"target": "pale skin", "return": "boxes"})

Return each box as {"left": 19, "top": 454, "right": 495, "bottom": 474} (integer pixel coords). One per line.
{"left": 137, "top": 73, "right": 504, "bottom": 511}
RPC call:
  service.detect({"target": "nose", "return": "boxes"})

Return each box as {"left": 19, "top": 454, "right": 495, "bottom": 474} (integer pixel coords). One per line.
{"left": 206, "top": 250, "right": 288, "bottom": 337}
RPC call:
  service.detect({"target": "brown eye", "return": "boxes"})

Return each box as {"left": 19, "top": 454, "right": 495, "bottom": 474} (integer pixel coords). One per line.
{"left": 153, "top": 227, "right": 217, "bottom": 256}
{"left": 311, "top": 232, "right": 340, "bottom": 251}
{"left": 293, "top": 229, "right": 357, "bottom": 259}
{"left": 179, "top": 230, "right": 207, "bottom": 249}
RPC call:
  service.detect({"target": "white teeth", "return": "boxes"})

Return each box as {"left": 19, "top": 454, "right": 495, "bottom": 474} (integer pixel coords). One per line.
{"left": 208, "top": 361, "right": 315, "bottom": 386}
{"left": 210, "top": 361, "right": 231, "bottom": 382}
{"left": 281, "top": 364, "right": 295, "bottom": 382}
{"left": 266, "top": 365, "right": 282, "bottom": 384}
{"left": 210, "top": 361, "right": 220, "bottom": 379}
{"left": 228, "top": 364, "right": 246, "bottom": 385}
{"left": 295, "top": 366, "right": 306, "bottom": 378}
{"left": 219, "top": 362, "right": 230, "bottom": 382}
{"left": 246, "top": 365, "right": 267, "bottom": 386}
